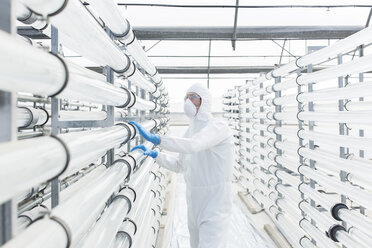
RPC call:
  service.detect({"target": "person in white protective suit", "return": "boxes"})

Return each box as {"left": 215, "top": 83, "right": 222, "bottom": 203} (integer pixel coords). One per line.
{"left": 130, "top": 83, "right": 234, "bottom": 248}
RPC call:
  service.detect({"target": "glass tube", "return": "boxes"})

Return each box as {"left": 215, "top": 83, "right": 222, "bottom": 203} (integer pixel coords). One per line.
{"left": 79, "top": 197, "right": 130, "bottom": 248}
{"left": 335, "top": 230, "right": 367, "bottom": 248}
{"left": 51, "top": 161, "right": 130, "bottom": 247}
{"left": 59, "top": 62, "right": 129, "bottom": 107}
{"left": 272, "top": 79, "right": 296, "bottom": 91}
{"left": 298, "top": 54, "right": 372, "bottom": 86}
{"left": 17, "top": 107, "right": 32, "bottom": 128}
{"left": 298, "top": 110, "right": 372, "bottom": 124}
{"left": 0, "top": 30, "right": 65, "bottom": 96}
{"left": 272, "top": 94, "right": 297, "bottom": 106}
{"left": 0, "top": 137, "right": 67, "bottom": 204}
{"left": 58, "top": 110, "right": 107, "bottom": 121}
{"left": 133, "top": 97, "right": 156, "bottom": 111}
{"left": 124, "top": 64, "right": 157, "bottom": 95}
{"left": 299, "top": 166, "right": 372, "bottom": 210}
{"left": 298, "top": 81, "right": 372, "bottom": 102}
{"left": 39, "top": 0, "right": 129, "bottom": 72}
{"left": 345, "top": 101, "right": 372, "bottom": 111}
{"left": 300, "top": 219, "right": 340, "bottom": 248}
{"left": 60, "top": 125, "right": 129, "bottom": 177}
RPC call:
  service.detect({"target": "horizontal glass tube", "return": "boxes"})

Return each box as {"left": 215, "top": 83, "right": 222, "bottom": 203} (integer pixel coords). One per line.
{"left": 298, "top": 54, "right": 372, "bottom": 86}
{"left": 125, "top": 66, "right": 157, "bottom": 95}
{"left": 79, "top": 194, "right": 130, "bottom": 248}
{"left": 298, "top": 110, "right": 372, "bottom": 124}
{"left": 300, "top": 219, "right": 340, "bottom": 248}
{"left": 273, "top": 26, "right": 372, "bottom": 77}
{"left": 299, "top": 129, "right": 372, "bottom": 151}
{"left": 345, "top": 100, "right": 372, "bottom": 111}
{"left": 0, "top": 137, "right": 67, "bottom": 204}
{"left": 299, "top": 201, "right": 333, "bottom": 231}
{"left": 298, "top": 81, "right": 372, "bottom": 102}
{"left": 347, "top": 227, "right": 372, "bottom": 248}
{"left": 25, "top": 0, "right": 129, "bottom": 72}
{"left": 335, "top": 229, "right": 367, "bottom": 248}
{"left": 59, "top": 62, "right": 130, "bottom": 107}
{"left": 17, "top": 107, "right": 49, "bottom": 128}
{"left": 0, "top": 30, "right": 65, "bottom": 96}
{"left": 58, "top": 110, "right": 107, "bottom": 121}
{"left": 60, "top": 125, "right": 130, "bottom": 177}
{"left": 272, "top": 79, "right": 296, "bottom": 91}
{"left": 132, "top": 97, "right": 156, "bottom": 111}
{"left": 338, "top": 209, "right": 372, "bottom": 237}
{"left": 299, "top": 166, "right": 372, "bottom": 210}
{"left": 276, "top": 170, "right": 301, "bottom": 188}
{"left": 272, "top": 94, "right": 297, "bottom": 106}
{"left": 299, "top": 147, "right": 372, "bottom": 184}
{"left": 275, "top": 155, "right": 299, "bottom": 173}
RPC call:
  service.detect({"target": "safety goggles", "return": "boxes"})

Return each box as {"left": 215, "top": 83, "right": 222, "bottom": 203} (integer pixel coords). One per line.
{"left": 184, "top": 94, "right": 201, "bottom": 101}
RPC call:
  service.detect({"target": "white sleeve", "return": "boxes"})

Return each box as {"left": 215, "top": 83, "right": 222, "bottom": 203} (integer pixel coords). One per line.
{"left": 159, "top": 121, "right": 232, "bottom": 154}
{"left": 156, "top": 152, "right": 183, "bottom": 173}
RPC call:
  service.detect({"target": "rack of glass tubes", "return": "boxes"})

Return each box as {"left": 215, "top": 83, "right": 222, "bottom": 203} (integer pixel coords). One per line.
{"left": 0, "top": 1, "right": 171, "bottom": 247}
{"left": 223, "top": 25, "right": 372, "bottom": 248}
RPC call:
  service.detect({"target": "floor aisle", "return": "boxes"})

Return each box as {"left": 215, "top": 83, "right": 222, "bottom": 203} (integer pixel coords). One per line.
{"left": 167, "top": 174, "right": 275, "bottom": 248}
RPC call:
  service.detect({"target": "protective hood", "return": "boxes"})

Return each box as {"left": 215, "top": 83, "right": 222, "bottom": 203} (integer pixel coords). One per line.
{"left": 186, "top": 83, "right": 213, "bottom": 121}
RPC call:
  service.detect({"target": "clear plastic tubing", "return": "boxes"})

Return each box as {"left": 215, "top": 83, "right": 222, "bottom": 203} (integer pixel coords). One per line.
{"left": 0, "top": 30, "right": 65, "bottom": 95}
{"left": 22, "top": 0, "right": 130, "bottom": 72}
{"left": 299, "top": 219, "right": 340, "bottom": 248}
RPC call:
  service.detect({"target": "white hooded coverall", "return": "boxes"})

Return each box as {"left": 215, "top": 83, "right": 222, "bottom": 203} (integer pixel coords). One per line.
{"left": 156, "top": 83, "right": 234, "bottom": 248}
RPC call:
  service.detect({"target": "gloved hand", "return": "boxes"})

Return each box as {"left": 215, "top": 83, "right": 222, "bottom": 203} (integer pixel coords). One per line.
{"left": 130, "top": 145, "right": 158, "bottom": 158}
{"left": 129, "top": 121, "right": 161, "bottom": 145}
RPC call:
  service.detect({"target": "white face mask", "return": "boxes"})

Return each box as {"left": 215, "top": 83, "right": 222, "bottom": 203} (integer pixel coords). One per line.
{"left": 184, "top": 99, "right": 197, "bottom": 118}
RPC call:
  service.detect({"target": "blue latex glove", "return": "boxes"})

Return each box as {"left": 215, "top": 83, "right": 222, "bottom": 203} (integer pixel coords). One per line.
{"left": 130, "top": 145, "right": 158, "bottom": 158}
{"left": 129, "top": 121, "right": 160, "bottom": 145}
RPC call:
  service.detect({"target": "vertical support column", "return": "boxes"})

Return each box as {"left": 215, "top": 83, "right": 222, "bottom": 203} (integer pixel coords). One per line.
{"left": 273, "top": 76, "right": 282, "bottom": 201}
{"left": 358, "top": 47, "right": 365, "bottom": 215}
{"left": 105, "top": 27, "right": 115, "bottom": 167}
{"left": 0, "top": 1, "right": 16, "bottom": 243}
{"left": 307, "top": 63, "right": 317, "bottom": 228}
{"left": 296, "top": 68, "right": 305, "bottom": 220}
{"left": 337, "top": 54, "right": 348, "bottom": 229}
{"left": 50, "top": 25, "right": 60, "bottom": 209}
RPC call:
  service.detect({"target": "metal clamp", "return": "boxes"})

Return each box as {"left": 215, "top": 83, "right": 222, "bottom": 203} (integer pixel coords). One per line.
{"left": 111, "top": 194, "right": 132, "bottom": 214}
{"left": 327, "top": 224, "right": 345, "bottom": 242}
{"left": 115, "top": 123, "right": 132, "bottom": 147}
{"left": 48, "top": 52, "right": 69, "bottom": 98}
{"left": 114, "top": 54, "right": 131, "bottom": 74}
{"left": 48, "top": 0, "right": 69, "bottom": 17}
{"left": 124, "top": 217, "right": 137, "bottom": 235}
{"left": 113, "top": 19, "right": 131, "bottom": 38}
{"left": 117, "top": 87, "right": 132, "bottom": 109}
{"left": 50, "top": 215, "right": 72, "bottom": 248}
{"left": 331, "top": 203, "right": 348, "bottom": 221}
{"left": 49, "top": 135, "right": 70, "bottom": 182}
{"left": 112, "top": 159, "right": 132, "bottom": 181}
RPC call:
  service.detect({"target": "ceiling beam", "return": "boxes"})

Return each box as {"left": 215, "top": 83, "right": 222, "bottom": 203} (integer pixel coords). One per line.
{"left": 156, "top": 66, "right": 329, "bottom": 74}
{"left": 133, "top": 26, "right": 363, "bottom": 40}
{"left": 18, "top": 25, "right": 363, "bottom": 41}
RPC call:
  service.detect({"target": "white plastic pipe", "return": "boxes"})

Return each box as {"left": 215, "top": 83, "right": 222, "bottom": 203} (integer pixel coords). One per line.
{"left": 132, "top": 97, "right": 158, "bottom": 111}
